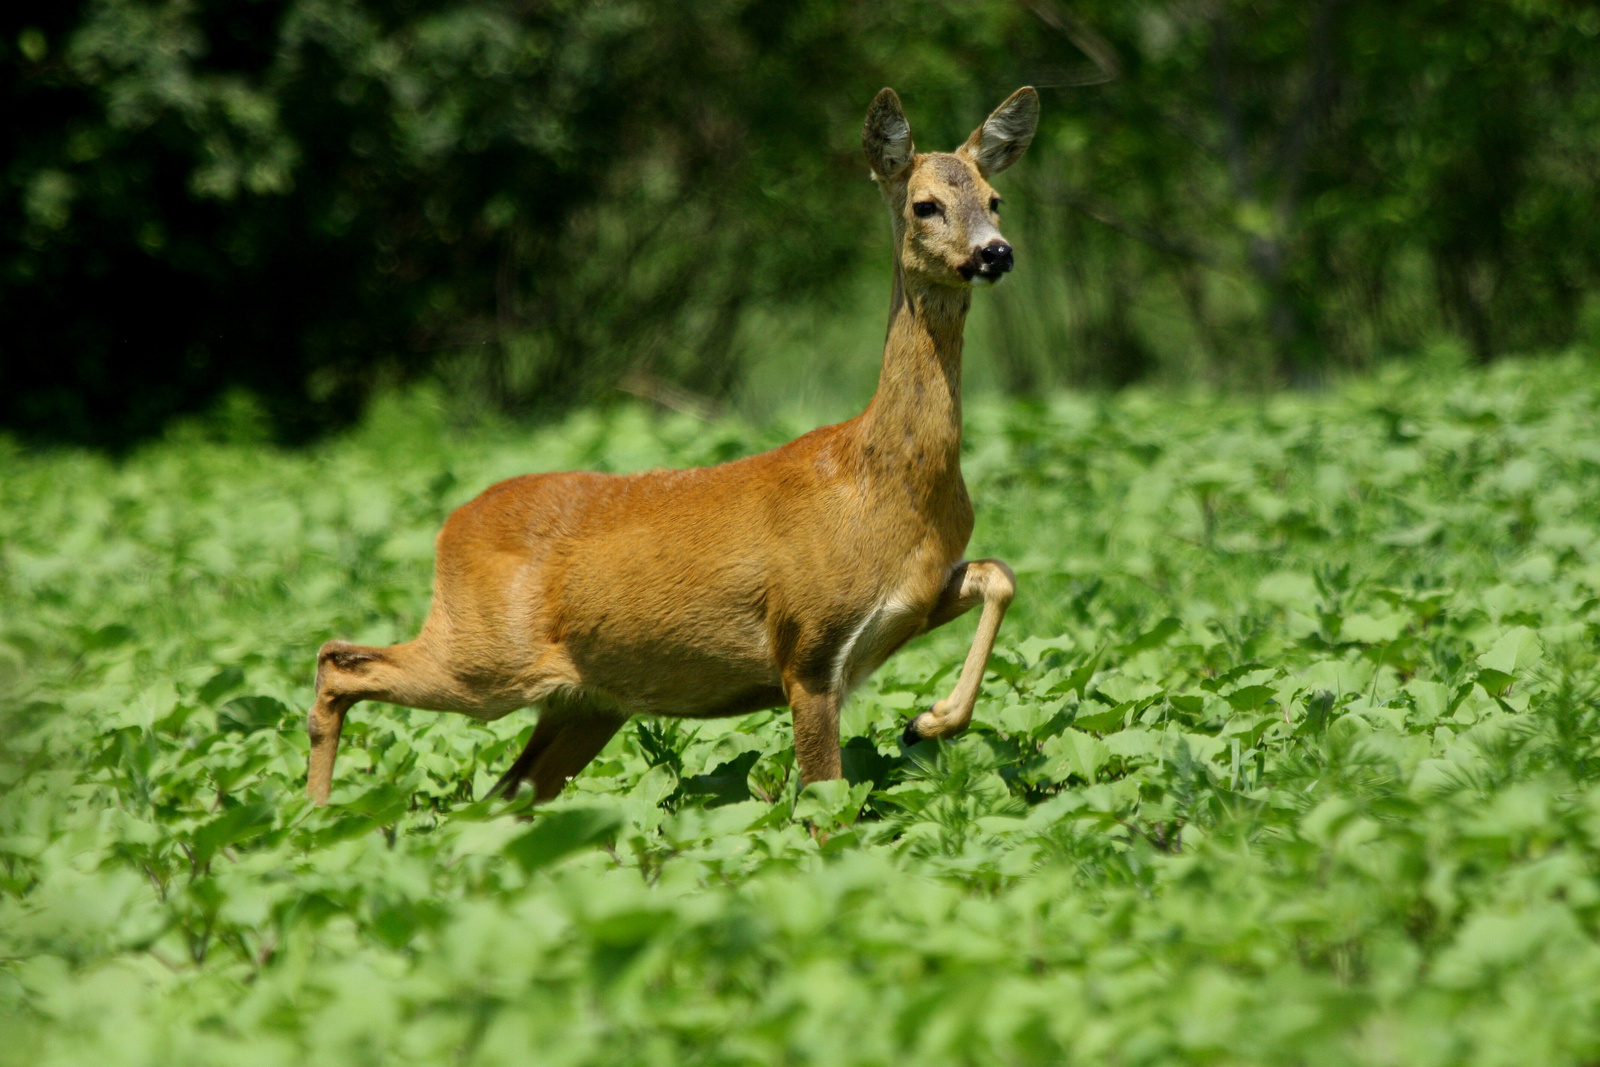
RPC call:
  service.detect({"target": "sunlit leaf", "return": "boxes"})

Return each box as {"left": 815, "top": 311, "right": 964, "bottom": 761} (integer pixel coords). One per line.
{"left": 1043, "top": 729, "right": 1109, "bottom": 784}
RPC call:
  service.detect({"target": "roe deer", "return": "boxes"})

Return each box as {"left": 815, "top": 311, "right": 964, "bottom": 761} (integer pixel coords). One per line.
{"left": 306, "top": 86, "right": 1040, "bottom": 805}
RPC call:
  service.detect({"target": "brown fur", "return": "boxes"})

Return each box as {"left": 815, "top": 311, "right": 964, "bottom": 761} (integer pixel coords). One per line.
{"left": 305, "top": 88, "right": 1040, "bottom": 805}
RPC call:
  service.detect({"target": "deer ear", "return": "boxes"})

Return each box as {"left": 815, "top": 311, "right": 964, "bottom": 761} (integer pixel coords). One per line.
{"left": 863, "top": 88, "right": 915, "bottom": 181}
{"left": 958, "top": 87, "right": 1040, "bottom": 177}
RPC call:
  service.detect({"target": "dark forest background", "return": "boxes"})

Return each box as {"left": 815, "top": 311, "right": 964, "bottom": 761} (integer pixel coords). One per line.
{"left": 4, "top": 0, "right": 1599, "bottom": 447}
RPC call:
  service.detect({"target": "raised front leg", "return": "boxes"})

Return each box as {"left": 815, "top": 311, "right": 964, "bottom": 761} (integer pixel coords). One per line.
{"left": 903, "top": 558, "right": 1015, "bottom": 743}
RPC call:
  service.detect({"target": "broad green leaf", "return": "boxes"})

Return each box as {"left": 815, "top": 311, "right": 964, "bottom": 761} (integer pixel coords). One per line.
{"left": 1049, "top": 644, "right": 1108, "bottom": 699}
{"left": 197, "top": 665, "right": 245, "bottom": 704}
{"left": 218, "top": 695, "right": 291, "bottom": 734}
{"left": 679, "top": 750, "right": 759, "bottom": 807}
{"left": 1015, "top": 633, "right": 1076, "bottom": 666}
{"left": 1104, "top": 728, "right": 1159, "bottom": 763}
{"left": 1494, "top": 458, "right": 1541, "bottom": 495}
{"left": 1476, "top": 626, "right": 1542, "bottom": 676}
{"left": 996, "top": 696, "right": 1066, "bottom": 739}
{"left": 1116, "top": 617, "right": 1181, "bottom": 656}
{"left": 505, "top": 807, "right": 623, "bottom": 874}
{"left": 1339, "top": 613, "right": 1407, "bottom": 644}
{"left": 1043, "top": 729, "right": 1109, "bottom": 784}
{"left": 793, "top": 779, "right": 871, "bottom": 826}
{"left": 1072, "top": 702, "right": 1129, "bottom": 733}
{"left": 1224, "top": 685, "right": 1276, "bottom": 711}
{"left": 1255, "top": 571, "right": 1317, "bottom": 607}
{"left": 1166, "top": 731, "right": 1226, "bottom": 764}
{"left": 191, "top": 802, "right": 275, "bottom": 866}
{"left": 1377, "top": 520, "right": 1443, "bottom": 547}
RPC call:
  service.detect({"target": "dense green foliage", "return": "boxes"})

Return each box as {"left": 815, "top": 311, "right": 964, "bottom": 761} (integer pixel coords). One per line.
{"left": 6, "top": 1, "right": 1600, "bottom": 444}
{"left": 5, "top": 356, "right": 1600, "bottom": 1063}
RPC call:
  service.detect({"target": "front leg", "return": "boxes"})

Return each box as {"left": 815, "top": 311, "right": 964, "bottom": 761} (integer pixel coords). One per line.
{"left": 786, "top": 675, "right": 843, "bottom": 785}
{"left": 903, "top": 559, "right": 1015, "bottom": 743}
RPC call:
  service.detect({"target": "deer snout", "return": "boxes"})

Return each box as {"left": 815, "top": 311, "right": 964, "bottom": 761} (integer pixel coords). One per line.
{"left": 978, "top": 240, "right": 1013, "bottom": 276}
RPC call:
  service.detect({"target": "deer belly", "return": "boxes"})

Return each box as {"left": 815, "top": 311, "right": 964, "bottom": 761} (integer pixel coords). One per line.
{"left": 554, "top": 565, "right": 781, "bottom": 716}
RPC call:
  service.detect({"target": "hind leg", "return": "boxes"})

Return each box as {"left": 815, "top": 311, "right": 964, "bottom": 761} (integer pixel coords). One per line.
{"left": 492, "top": 696, "right": 629, "bottom": 802}
{"left": 306, "top": 642, "right": 398, "bottom": 805}
{"left": 307, "top": 691, "right": 355, "bottom": 806}
{"left": 305, "top": 638, "right": 549, "bottom": 805}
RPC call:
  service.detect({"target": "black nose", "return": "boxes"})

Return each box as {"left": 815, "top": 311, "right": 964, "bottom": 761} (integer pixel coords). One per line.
{"left": 979, "top": 240, "right": 1013, "bottom": 272}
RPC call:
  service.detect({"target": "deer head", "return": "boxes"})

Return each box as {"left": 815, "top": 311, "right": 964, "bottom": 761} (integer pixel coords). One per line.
{"left": 863, "top": 87, "right": 1040, "bottom": 289}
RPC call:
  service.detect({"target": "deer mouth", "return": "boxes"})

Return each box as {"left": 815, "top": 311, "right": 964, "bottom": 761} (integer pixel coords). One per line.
{"left": 957, "top": 259, "right": 1003, "bottom": 284}
{"left": 964, "top": 262, "right": 1009, "bottom": 285}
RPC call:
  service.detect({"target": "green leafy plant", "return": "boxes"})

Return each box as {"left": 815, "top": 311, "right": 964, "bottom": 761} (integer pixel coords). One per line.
{"left": 4, "top": 355, "right": 1600, "bottom": 1063}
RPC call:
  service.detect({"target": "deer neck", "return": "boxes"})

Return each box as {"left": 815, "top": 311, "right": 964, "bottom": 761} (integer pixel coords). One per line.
{"left": 861, "top": 262, "right": 971, "bottom": 474}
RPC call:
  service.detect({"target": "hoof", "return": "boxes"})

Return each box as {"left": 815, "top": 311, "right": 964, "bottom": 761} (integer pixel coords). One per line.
{"left": 900, "top": 718, "right": 925, "bottom": 748}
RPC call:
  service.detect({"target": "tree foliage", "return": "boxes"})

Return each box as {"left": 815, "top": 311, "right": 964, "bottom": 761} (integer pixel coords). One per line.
{"left": 991, "top": 0, "right": 1600, "bottom": 388}
{"left": 3, "top": 1, "right": 1599, "bottom": 444}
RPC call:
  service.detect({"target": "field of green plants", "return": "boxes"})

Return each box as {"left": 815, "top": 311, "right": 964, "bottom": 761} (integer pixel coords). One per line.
{"left": 4, "top": 357, "right": 1600, "bottom": 1065}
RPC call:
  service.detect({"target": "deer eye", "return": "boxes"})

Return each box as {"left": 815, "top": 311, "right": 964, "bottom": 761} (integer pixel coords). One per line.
{"left": 912, "top": 201, "right": 939, "bottom": 218}
{"left": 989, "top": 197, "right": 1001, "bottom": 213}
